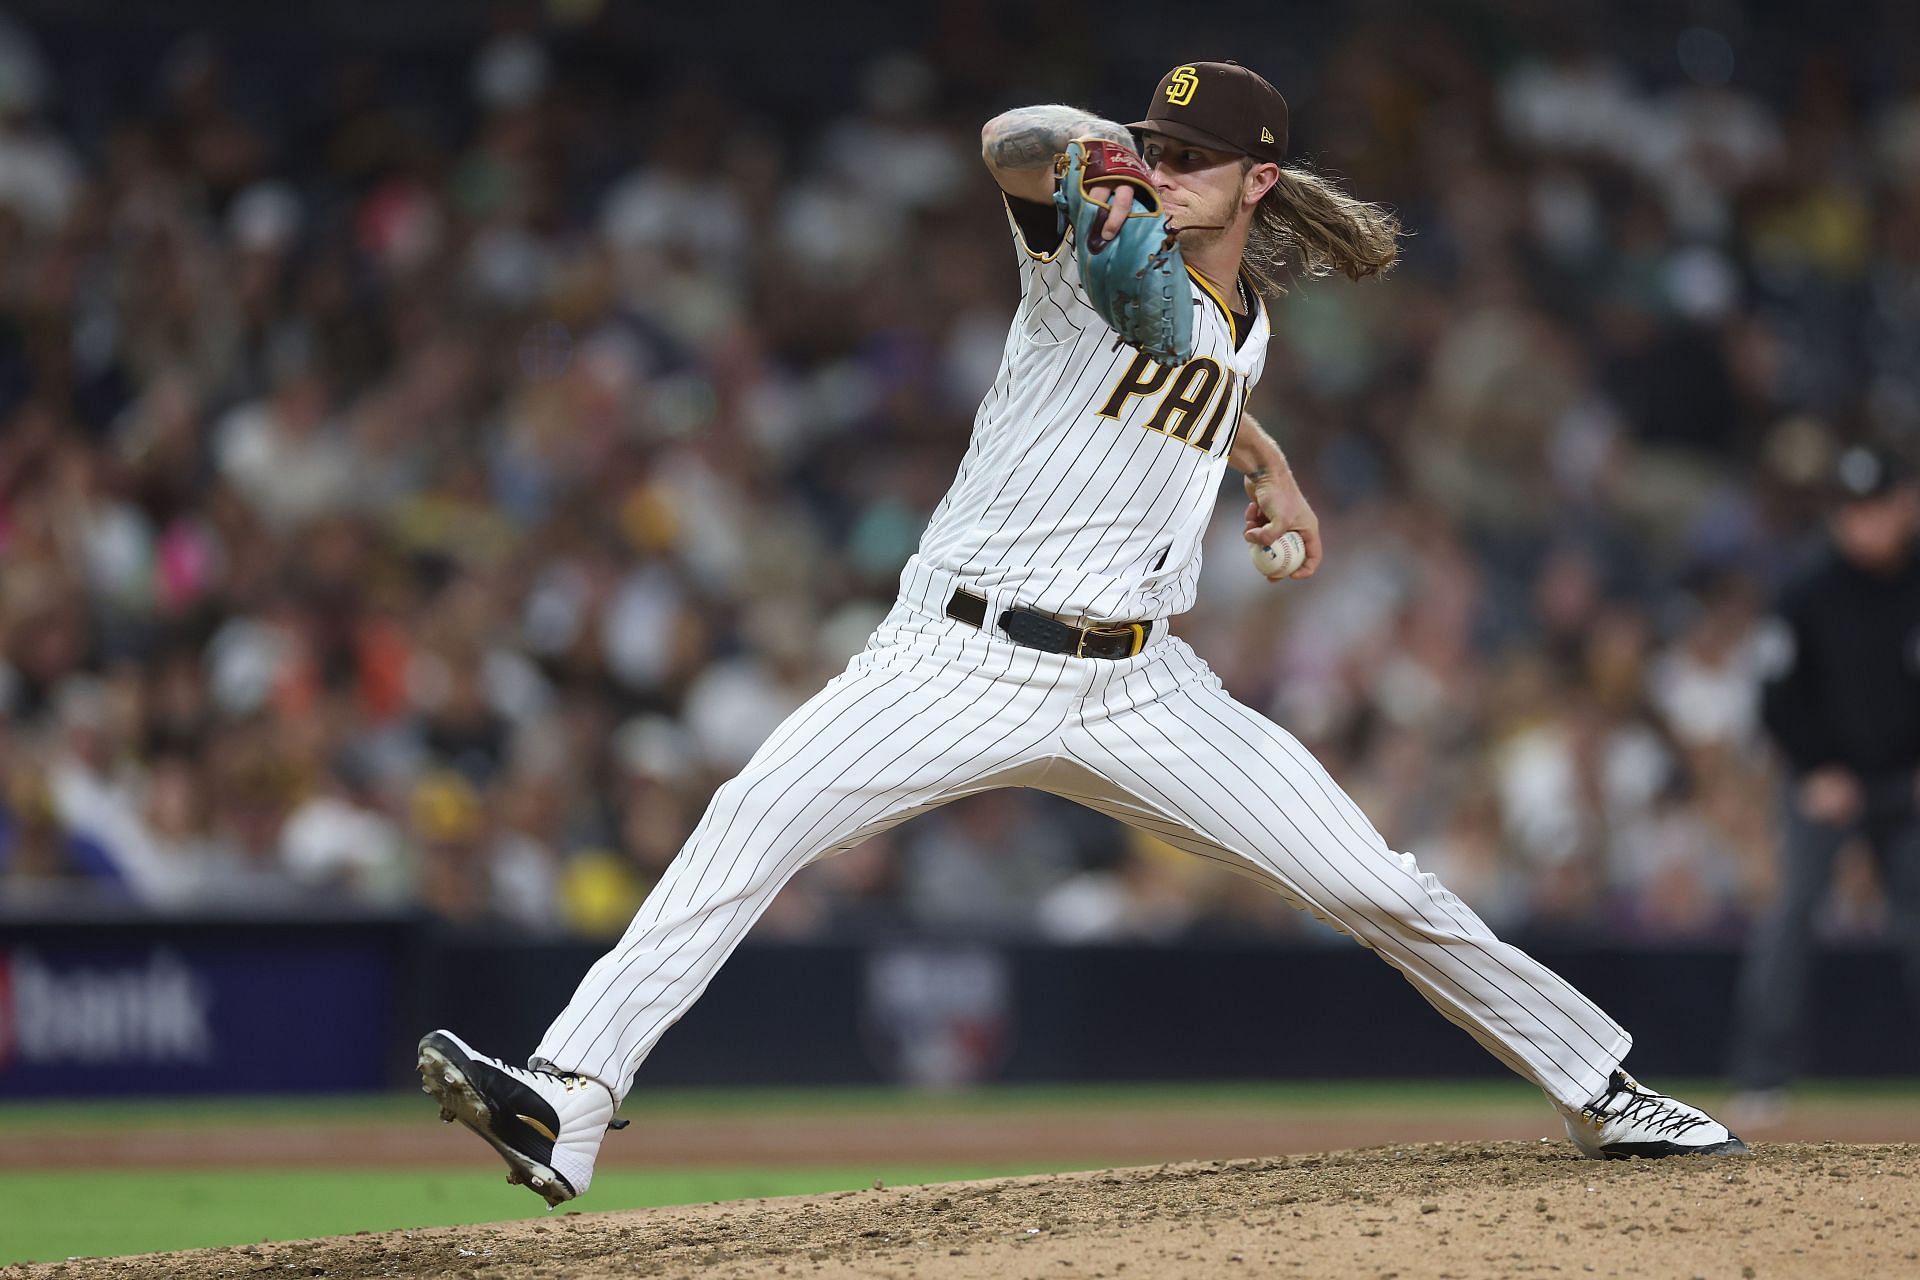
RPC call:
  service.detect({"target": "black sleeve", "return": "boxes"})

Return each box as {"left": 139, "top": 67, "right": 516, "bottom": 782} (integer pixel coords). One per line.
{"left": 1005, "top": 194, "right": 1066, "bottom": 257}
{"left": 1758, "top": 582, "right": 1838, "bottom": 774}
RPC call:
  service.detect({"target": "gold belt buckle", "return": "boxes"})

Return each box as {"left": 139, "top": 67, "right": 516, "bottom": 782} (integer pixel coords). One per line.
{"left": 1078, "top": 622, "right": 1147, "bottom": 658}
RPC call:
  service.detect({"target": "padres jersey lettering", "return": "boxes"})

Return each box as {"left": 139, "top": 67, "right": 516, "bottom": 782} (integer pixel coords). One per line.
{"left": 912, "top": 200, "right": 1270, "bottom": 625}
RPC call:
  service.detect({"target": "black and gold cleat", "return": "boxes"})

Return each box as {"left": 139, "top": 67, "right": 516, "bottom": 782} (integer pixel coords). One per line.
{"left": 417, "top": 1029, "right": 619, "bottom": 1207}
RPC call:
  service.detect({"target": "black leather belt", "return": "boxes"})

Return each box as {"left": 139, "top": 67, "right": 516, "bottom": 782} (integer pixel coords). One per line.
{"left": 945, "top": 588, "right": 1151, "bottom": 660}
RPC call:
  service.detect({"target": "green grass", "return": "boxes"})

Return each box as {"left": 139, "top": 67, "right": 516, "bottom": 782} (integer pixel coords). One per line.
{"left": 1, "top": 1078, "right": 1913, "bottom": 1264}
{"left": 0, "top": 1163, "right": 1074, "bottom": 1265}
{"left": 1, "top": 1077, "right": 1914, "bottom": 1134}
{"left": 0, "top": 1079, "right": 1527, "bottom": 1133}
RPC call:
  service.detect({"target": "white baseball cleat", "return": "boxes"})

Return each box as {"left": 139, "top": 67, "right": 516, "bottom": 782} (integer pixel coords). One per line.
{"left": 417, "top": 1029, "right": 622, "bottom": 1206}
{"left": 1565, "top": 1070, "right": 1749, "bottom": 1160}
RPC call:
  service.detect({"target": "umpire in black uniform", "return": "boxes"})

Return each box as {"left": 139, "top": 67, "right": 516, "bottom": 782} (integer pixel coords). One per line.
{"left": 1730, "top": 443, "right": 1920, "bottom": 1113}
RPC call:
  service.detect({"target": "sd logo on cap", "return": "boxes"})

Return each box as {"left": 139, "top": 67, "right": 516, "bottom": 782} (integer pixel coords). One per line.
{"left": 1132, "top": 60, "right": 1289, "bottom": 163}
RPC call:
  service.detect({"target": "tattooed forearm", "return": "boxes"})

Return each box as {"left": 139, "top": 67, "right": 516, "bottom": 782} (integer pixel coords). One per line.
{"left": 982, "top": 105, "right": 1132, "bottom": 169}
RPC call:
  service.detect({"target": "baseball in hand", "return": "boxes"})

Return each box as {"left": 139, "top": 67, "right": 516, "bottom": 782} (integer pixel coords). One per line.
{"left": 1250, "top": 531, "right": 1307, "bottom": 580}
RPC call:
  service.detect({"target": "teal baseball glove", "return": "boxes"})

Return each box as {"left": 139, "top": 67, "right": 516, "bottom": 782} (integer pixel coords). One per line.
{"left": 1053, "top": 138, "right": 1194, "bottom": 367}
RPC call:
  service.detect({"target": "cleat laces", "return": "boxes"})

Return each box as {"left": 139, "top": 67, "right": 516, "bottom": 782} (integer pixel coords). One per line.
{"left": 1585, "top": 1073, "right": 1710, "bottom": 1140}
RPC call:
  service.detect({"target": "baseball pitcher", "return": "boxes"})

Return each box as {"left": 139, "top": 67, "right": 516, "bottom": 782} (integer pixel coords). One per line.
{"left": 419, "top": 61, "right": 1746, "bottom": 1207}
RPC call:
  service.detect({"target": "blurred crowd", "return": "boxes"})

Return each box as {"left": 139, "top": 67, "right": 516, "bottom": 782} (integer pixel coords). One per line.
{"left": 1, "top": 2, "right": 1916, "bottom": 944}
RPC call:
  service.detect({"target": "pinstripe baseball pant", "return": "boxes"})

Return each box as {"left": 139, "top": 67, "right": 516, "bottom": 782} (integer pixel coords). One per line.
{"left": 536, "top": 558, "right": 1631, "bottom": 1110}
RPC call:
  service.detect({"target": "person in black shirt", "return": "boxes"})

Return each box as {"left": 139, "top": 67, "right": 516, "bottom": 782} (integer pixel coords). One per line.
{"left": 1730, "top": 444, "right": 1920, "bottom": 1122}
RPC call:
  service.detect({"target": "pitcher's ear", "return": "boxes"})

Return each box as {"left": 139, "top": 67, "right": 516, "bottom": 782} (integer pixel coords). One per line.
{"left": 1245, "top": 161, "right": 1281, "bottom": 205}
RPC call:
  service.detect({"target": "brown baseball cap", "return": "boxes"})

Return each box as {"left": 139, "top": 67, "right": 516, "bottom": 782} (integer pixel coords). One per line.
{"left": 1130, "top": 61, "right": 1289, "bottom": 163}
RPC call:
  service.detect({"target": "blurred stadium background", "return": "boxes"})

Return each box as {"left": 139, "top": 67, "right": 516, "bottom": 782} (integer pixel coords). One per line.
{"left": 2, "top": 0, "right": 1919, "bottom": 1261}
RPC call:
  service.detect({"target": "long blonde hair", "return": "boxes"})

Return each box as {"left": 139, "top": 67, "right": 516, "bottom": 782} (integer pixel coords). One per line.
{"left": 1244, "top": 163, "right": 1402, "bottom": 296}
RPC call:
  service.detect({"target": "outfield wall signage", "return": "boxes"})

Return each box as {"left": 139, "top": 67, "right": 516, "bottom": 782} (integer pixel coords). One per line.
{"left": 0, "top": 924, "right": 1911, "bottom": 1095}
{"left": 0, "top": 947, "right": 214, "bottom": 1068}
{"left": 0, "top": 919, "right": 412, "bottom": 1097}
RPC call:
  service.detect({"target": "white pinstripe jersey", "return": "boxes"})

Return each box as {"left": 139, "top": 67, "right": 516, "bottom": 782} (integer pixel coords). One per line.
{"left": 914, "top": 197, "right": 1270, "bottom": 625}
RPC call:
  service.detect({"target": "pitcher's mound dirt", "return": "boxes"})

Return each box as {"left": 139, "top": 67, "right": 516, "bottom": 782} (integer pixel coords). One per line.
{"left": 12, "top": 1142, "right": 1917, "bottom": 1280}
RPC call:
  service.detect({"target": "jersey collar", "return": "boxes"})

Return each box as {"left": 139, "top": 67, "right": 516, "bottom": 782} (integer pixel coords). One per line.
{"left": 1186, "top": 264, "right": 1265, "bottom": 366}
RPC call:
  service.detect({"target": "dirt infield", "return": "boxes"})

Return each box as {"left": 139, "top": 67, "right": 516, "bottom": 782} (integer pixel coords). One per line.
{"left": 9, "top": 1141, "right": 1916, "bottom": 1280}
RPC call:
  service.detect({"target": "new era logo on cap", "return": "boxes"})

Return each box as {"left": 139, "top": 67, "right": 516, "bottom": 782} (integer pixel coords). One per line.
{"left": 1260, "top": 126, "right": 1275, "bottom": 144}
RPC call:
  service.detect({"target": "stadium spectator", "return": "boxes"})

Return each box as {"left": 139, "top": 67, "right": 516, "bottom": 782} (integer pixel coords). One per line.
{"left": 0, "top": 5, "right": 1912, "bottom": 959}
